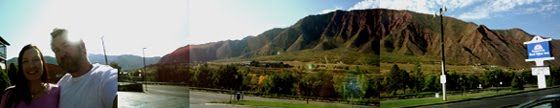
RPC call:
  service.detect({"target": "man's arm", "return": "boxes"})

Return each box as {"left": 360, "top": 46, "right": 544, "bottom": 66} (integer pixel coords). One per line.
{"left": 113, "top": 95, "right": 117, "bottom": 108}
{"left": 102, "top": 68, "right": 118, "bottom": 108}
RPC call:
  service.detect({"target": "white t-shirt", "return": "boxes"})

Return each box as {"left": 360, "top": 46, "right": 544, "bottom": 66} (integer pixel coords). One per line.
{"left": 57, "top": 63, "right": 117, "bottom": 108}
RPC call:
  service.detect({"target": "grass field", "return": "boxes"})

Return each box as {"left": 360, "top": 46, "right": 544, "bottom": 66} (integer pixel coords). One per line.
{"left": 379, "top": 62, "right": 520, "bottom": 75}
{"left": 380, "top": 88, "right": 539, "bottom": 108}
{"left": 380, "top": 63, "right": 487, "bottom": 74}
{"left": 218, "top": 100, "right": 354, "bottom": 108}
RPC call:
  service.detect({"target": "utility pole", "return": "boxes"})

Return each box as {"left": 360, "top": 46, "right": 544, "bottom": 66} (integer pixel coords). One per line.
{"left": 439, "top": 7, "right": 447, "bottom": 101}
{"left": 143, "top": 48, "right": 147, "bottom": 91}
{"left": 101, "top": 36, "right": 108, "bottom": 65}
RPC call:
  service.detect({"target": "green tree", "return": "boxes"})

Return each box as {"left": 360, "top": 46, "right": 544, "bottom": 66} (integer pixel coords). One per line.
{"left": 511, "top": 73, "right": 524, "bottom": 90}
{"left": 386, "top": 64, "right": 410, "bottom": 95}
{"left": 300, "top": 72, "right": 321, "bottom": 97}
{"left": 458, "top": 74, "right": 468, "bottom": 94}
{"left": 422, "top": 74, "right": 439, "bottom": 92}
{"left": 445, "top": 72, "right": 462, "bottom": 91}
{"left": 546, "top": 67, "right": 559, "bottom": 86}
{"left": 318, "top": 73, "right": 337, "bottom": 98}
{"left": 357, "top": 74, "right": 369, "bottom": 98}
{"left": 465, "top": 74, "right": 480, "bottom": 90}
{"left": 264, "top": 72, "right": 296, "bottom": 95}
{"left": 206, "top": 64, "right": 242, "bottom": 89}
{"left": 483, "top": 69, "right": 505, "bottom": 87}
{"left": 412, "top": 62, "right": 424, "bottom": 92}
{"left": 381, "top": 76, "right": 393, "bottom": 93}
{"left": 368, "top": 75, "right": 381, "bottom": 98}
{"left": 109, "top": 62, "right": 122, "bottom": 72}
{"left": 109, "top": 62, "right": 123, "bottom": 81}
{"left": 0, "top": 69, "right": 11, "bottom": 91}
{"left": 357, "top": 74, "right": 379, "bottom": 102}
{"left": 520, "top": 70, "right": 536, "bottom": 85}
{"left": 191, "top": 64, "right": 213, "bottom": 88}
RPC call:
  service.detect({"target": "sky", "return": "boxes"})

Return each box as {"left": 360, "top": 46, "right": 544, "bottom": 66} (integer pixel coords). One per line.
{"left": 1, "top": 0, "right": 559, "bottom": 59}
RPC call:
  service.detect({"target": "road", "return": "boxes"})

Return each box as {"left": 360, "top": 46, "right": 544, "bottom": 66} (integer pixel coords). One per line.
{"left": 119, "top": 85, "right": 373, "bottom": 108}
{"left": 419, "top": 87, "right": 560, "bottom": 108}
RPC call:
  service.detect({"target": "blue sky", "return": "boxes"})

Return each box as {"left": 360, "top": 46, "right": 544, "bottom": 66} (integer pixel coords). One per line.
{"left": 365, "top": 0, "right": 560, "bottom": 39}
{"left": 0, "top": 0, "right": 558, "bottom": 60}
{"left": 186, "top": 0, "right": 362, "bottom": 44}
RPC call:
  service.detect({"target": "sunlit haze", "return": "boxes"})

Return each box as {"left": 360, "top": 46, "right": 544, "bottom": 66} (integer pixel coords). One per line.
{"left": 1, "top": 0, "right": 558, "bottom": 59}
{"left": 0, "top": 0, "right": 188, "bottom": 59}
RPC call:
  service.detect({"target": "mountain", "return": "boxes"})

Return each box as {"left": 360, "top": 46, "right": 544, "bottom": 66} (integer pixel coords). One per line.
{"left": 8, "top": 54, "right": 161, "bottom": 71}
{"left": 160, "top": 9, "right": 559, "bottom": 69}
{"left": 376, "top": 9, "right": 560, "bottom": 69}
{"left": 7, "top": 56, "right": 57, "bottom": 65}
{"left": 160, "top": 9, "right": 379, "bottom": 64}
{"left": 88, "top": 54, "right": 161, "bottom": 70}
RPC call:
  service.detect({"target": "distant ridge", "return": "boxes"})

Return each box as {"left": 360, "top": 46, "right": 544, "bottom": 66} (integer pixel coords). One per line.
{"left": 160, "top": 9, "right": 559, "bottom": 69}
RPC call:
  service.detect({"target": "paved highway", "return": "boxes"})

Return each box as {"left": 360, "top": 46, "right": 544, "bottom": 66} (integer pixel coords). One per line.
{"left": 419, "top": 87, "right": 560, "bottom": 108}
{"left": 119, "top": 85, "right": 373, "bottom": 108}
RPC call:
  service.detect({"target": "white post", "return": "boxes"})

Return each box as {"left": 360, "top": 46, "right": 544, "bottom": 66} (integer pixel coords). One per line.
{"left": 442, "top": 83, "right": 446, "bottom": 100}
{"left": 441, "top": 63, "right": 446, "bottom": 101}
{"left": 536, "top": 60, "right": 545, "bottom": 88}
{"left": 537, "top": 73, "right": 546, "bottom": 88}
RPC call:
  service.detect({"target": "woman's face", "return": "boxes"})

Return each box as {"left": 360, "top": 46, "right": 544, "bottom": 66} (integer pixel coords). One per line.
{"left": 22, "top": 48, "right": 44, "bottom": 81}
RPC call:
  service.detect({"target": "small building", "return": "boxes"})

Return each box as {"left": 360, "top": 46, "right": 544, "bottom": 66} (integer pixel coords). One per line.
{"left": 0, "top": 36, "right": 10, "bottom": 70}
{"left": 253, "top": 61, "right": 293, "bottom": 68}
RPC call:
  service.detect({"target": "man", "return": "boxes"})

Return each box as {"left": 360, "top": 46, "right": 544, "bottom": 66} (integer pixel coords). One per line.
{"left": 50, "top": 28, "right": 117, "bottom": 108}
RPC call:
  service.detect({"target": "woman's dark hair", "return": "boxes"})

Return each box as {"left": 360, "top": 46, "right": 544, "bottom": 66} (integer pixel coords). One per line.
{"left": 5, "top": 44, "right": 49, "bottom": 108}
{"left": 7, "top": 63, "right": 16, "bottom": 86}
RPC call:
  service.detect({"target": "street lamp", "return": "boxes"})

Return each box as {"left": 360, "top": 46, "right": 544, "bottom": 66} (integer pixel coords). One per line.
{"left": 143, "top": 48, "right": 147, "bottom": 92}
{"left": 435, "top": 6, "right": 448, "bottom": 101}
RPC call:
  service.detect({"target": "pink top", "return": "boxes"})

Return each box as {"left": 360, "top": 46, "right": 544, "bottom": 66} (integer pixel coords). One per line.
{"left": 0, "top": 84, "right": 60, "bottom": 108}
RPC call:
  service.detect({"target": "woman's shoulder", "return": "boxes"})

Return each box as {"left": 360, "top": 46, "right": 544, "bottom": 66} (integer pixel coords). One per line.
{"left": 4, "top": 85, "right": 15, "bottom": 91}
{"left": 48, "top": 83, "right": 59, "bottom": 89}
{"left": 46, "top": 83, "right": 60, "bottom": 100}
{"left": 3, "top": 85, "right": 15, "bottom": 94}
{"left": 47, "top": 83, "right": 60, "bottom": 92}
{"left": 1, "top": 86, "right": 15, "bottom": 103}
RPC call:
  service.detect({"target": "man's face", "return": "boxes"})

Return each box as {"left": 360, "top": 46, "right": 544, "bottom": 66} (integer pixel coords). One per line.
{"left": 51, "top": 35, "right": 83, "bottom": 73}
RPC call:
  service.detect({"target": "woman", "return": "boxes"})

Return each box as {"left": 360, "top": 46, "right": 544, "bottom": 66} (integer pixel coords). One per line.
{"left": 0, "top": 44, "right": 59, "bottom": 108}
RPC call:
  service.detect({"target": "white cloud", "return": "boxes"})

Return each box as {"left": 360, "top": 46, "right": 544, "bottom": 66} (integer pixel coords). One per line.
{"left": 443, "top": 0, "right": 483, "bottom": 9}
{"left": 457, "top": 0, "right": 555, "bottom": 19}
{"left": 320, "top": 7, "right": 342, "bottom": 14}
{"left": 379, "top": 0, "right": 432, "bottom": 13}
{"left": 349, "top": 0, "right": 380, "bottom": 10}
{"left": 523, "top": 3, "right": 560, "bottom": 14}
{"left": 457, "top": 11, "right": 489, "bottom": 20}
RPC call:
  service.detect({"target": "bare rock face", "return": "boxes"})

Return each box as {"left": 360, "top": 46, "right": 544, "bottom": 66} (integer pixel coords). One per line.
{"left": 159, "top": 10, "right": 381, "bottom": 64}
{"left": 377, "top": 9, "right": 559, "bottom": 69}
{"left": 159, "top": 9, "right": 559, "bottom": 69}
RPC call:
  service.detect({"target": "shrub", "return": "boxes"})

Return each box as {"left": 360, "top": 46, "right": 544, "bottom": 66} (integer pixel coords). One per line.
{"left": 263, "top": 72, "right": 296, "bottom": 95}
{"left": 511, "top": 73, "right": 524, "bottom": 90}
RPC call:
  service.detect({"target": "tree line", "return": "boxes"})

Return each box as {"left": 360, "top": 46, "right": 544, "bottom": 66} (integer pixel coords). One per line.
{"left": 154, "top": 63, "right": 379, "bottom": 104}
{"left": 151, "top": 63, "right": 560, "bottom": 102}
{"left": 379, "top": 63, "right": 560, "bottom": 98}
